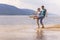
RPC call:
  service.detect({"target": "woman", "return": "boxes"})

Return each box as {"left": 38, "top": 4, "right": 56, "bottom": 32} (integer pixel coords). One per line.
{"left": 33, "top": 8, "right": 41, "bottom": 29}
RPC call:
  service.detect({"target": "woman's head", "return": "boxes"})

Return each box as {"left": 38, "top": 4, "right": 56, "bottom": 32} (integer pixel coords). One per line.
{"left": 37, "top": 8, "right": 40, "bottom": 11}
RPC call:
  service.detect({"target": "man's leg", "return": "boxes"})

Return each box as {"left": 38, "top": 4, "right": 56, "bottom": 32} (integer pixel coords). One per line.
{"left": 40, "top": 17, "right": 44, "bottom": 28}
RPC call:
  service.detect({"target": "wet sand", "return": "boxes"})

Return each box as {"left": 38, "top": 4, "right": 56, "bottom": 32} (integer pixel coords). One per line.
{"left": 0, "top": 25, "right": 60, "bottom": 40}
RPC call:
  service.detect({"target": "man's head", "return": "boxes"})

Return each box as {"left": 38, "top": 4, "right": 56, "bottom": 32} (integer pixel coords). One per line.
{"left": 41, "top": 5, "right": 44, "bottom": 9}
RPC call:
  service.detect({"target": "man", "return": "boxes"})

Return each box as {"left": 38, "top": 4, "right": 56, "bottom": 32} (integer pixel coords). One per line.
{"left": 39, "top": 5, "right": 47, "bottom": 28}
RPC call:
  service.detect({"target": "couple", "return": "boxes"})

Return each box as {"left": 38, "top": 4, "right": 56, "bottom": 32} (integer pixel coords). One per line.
{"left": 33, "top": 5, "right": 47, "bottom": 28}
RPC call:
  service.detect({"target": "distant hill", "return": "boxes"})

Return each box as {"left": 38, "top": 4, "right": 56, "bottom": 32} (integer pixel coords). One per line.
{"left": 0, "top": 4, "right": 34, "bottom": 15}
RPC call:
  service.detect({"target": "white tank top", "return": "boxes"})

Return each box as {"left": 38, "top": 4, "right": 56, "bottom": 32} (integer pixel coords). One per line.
{"left": 35, "top": 11, "right": 40, "bottom": 17}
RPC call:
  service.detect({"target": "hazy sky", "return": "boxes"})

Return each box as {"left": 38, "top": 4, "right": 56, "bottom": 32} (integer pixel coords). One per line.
{"left": 0, "top": 0, "right": 60, "bottom": 15}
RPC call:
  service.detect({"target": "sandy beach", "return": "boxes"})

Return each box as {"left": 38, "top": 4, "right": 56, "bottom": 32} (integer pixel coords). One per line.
{"left": 0, "top": 24, "right": 60, "bottom": 40}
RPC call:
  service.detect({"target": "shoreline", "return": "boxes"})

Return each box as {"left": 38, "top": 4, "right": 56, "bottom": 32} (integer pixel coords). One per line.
{"left": 0, "top": 24, "right": 60, "bottom": 31}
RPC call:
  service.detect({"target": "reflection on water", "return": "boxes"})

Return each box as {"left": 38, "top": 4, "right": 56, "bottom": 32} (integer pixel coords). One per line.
{"left": 35, "top": 29, "right": 60, "bottom": 40}
{"left": 36, "top": 29, "right": 42, "bottom": 39}
{"left": 36, "top": 28, "right": 45, "bottom": 40}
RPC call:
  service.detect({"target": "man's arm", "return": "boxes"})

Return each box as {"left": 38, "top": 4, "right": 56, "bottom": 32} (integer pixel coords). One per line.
{"left": 45, "top": 9, "right": 48, "bottom": 17}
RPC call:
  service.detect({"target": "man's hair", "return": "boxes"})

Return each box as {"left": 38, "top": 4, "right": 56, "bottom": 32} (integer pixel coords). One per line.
{"left": 41, "top": 5, "right": 44, "bottom": 8}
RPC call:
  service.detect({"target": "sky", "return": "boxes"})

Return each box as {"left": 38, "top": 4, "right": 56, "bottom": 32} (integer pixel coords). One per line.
{"left": 0, "top": 0, "right": 60, "bottom": 15}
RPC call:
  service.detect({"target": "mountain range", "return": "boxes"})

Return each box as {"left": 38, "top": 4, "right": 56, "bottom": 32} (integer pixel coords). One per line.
{"left": 0, "top": 4, "right": 57, "bottom": 16}
{"left": 0, "top": 4, "right": 34, "bottom": 15}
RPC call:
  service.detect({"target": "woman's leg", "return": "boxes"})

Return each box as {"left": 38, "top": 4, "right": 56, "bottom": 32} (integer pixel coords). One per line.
{"left": 37, "top": 19, "right": 40, "bottom": 28}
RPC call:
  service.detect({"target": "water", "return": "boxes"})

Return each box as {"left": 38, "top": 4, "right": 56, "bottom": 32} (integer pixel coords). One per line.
{"left": 0, "top": 15, "right": 60, "bottom": 25}
{"left": 0, "top": 15, "right": 60, "bottom": 40}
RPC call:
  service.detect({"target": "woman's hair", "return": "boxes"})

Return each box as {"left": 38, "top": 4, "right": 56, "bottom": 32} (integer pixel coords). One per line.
{"left": 37, "top": 8, "right": 40, "bottom": 11}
